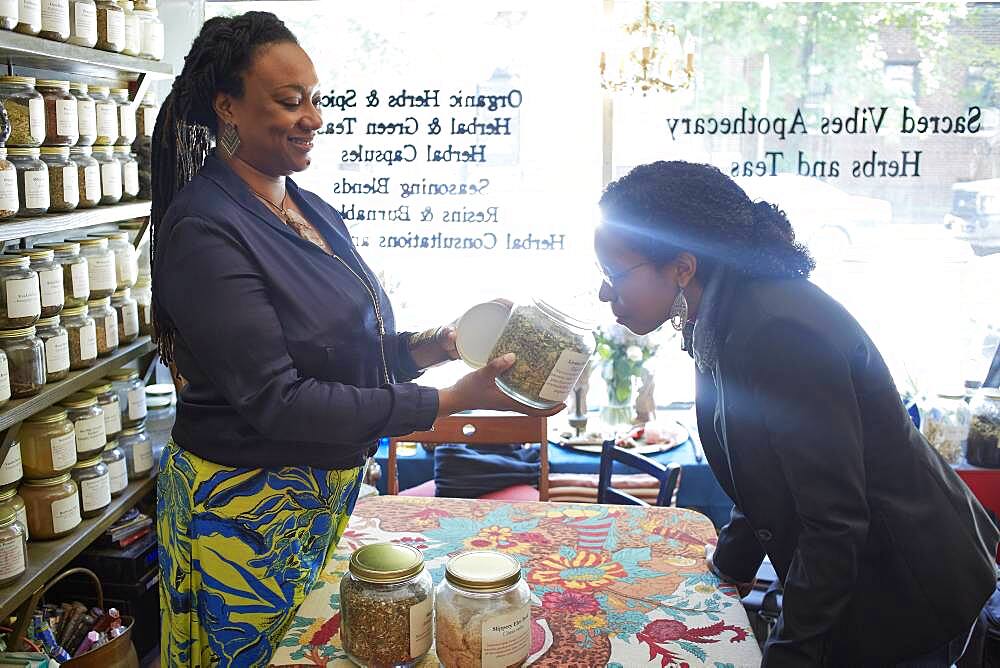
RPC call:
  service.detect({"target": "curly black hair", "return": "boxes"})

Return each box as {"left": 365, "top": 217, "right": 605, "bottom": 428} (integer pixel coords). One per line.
{"left": 599, "top": 161, "right": 815, "bottom": 279}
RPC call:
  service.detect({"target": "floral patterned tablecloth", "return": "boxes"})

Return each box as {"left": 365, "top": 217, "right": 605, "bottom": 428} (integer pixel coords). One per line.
{"left": 271, "top": 496, "right": 761, "bottom": 668}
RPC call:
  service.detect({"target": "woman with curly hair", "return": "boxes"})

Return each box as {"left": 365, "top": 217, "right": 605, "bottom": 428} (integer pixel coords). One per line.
{"left": 594, "top": 160, "right": 997, "bottom": 667}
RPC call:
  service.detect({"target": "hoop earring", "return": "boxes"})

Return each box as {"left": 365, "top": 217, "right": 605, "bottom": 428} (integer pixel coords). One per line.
{"left": 668, "top": 285, "right": 688, "bottom": 331}
{"left": 218, "top": 122, "right": 241, "bottom": 159}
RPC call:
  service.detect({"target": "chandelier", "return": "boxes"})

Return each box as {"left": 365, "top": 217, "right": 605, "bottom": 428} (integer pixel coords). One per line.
{"left": 600, "top": 0, "right": 695, "bottom": 94}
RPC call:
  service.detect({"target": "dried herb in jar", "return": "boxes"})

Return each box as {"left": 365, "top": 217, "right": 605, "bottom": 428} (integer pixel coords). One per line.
{"left": 340, "top": 575, "right": 430, "bottom": 666}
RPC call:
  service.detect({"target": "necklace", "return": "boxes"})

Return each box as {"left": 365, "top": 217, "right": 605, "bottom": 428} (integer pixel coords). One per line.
{"left": 250, "top": 186, "right": 294, "bottom": 224}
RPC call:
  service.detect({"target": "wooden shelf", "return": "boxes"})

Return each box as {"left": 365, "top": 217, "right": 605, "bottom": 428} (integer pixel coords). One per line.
{"left": 0, "top": 201, "right": 151, "bottom": 243}
{"left": 0, "top": 475, "right": 157, "bottom": 620}
{"left": 0, "top": 336, "right": 155, "bottom": 432}
{"left": 0, "top": 30, "right": 173, "bottom": 81}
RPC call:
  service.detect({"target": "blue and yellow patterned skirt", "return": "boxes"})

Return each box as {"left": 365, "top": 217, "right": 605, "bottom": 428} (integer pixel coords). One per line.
{"left": 157, "top": 441, "right": 362, "bottom": 667}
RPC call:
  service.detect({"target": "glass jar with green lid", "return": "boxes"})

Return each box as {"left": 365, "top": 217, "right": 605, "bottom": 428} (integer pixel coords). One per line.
{"left": 69, "top": 83, "right": 96, "bottom": 145}
{"left": 87, "top": 296, "right": 117, "bottom": 357}
{"left": 340, "top": 542, "right": 434, "bottom": 668}
{"left": 69, "top": 147, "right": 100, "bottom": 208}
{"left": 20, "top": 407, "right": 76, "bottom": 479}
{"left": 35, "top": 316, "right": 70, "bottom": 383}
{"left": 0, "top": 327, "right": 44, "bottom": 398}
{"left": 68, "top": 236, "right": 115, "bottom": 299}
{"left": 15, "top": 0, "right": 41, "bottom": 35}
{"left": 9, "top": 148, "right": 50, "bottom": 216}
{"left": 69, "top": 0, "right": 97, "bottom": 47}
{"left": 91, "top": 145, "right": 121, "bottom": 203}
{"left": 91, "top": 86, "right": 116, "bottom": 146}
{"left": 132, "top": 277, "right": 150, "bottom": 336}
{"left": 0, "top": 150, "right": 18, "bottom": 220}
{"left": 60, "top": 305, "right": 97, "bottom": 369}
{"left": 110, "top": 368, "right": 145, "bottom": 426}
{"left": 110, "top": 88, "right": 135, "bottom": 146}
{"left": 20, "top": 473, "right": 79, "bottom": 540}
{"left": 119, "top": 421, "right": 152, "bottom": 478}
{"left": 134, "top": 0, "right": 162, "bottom": 61}
{"left": 39, "top": 146, "right": 78, "bottom": 212}
{"left": 115, "top": 147, "right": 138, "bottom": 200}
{"left": 121, "top": 0, "right": 138, "bottom": 56}
{"left": 0, "top": 3, "right": 16, "bottom": 30}
{"left": 89, "top": 231, "right": 136, "bottom": 290}
{"left": 0, "top": 501, "right": 27, "bottom": 585}
{"left": 36, "top": 242, "right": 89, "bottom": 308}
{"left": 0, "top": 486, "right": 28, "bottom": 543}
{"left": 0, "top": 255, "right": 40, "bottom": 329}
{"left": 39, "top": 0, "right": 71, "bottom": 41}
{"left": 71, "top": 455, "right": 109, "bottom": 518}
{"left": 102, "top": 439, "right": 127, "bottom": 496}
{"left": 61, "top": 392, "right": 107, "bottom": 459}
{"left": 0, "top": 77, "right": 45, "bottom": 147}
{"left": 95, "top": 0, "right": 123, "bottom": 52}
{"left": 36, "top": 80, "right": 77, "bottom": 146}
{"left": 111, "top": 287, "right": 138, "bottom": 344}
{"left": 16, "top": 248, "right": 63, "bottom": 319}
{"left": 84, "top": 381, "right": 121, "bottom": 439}
{"left": 0, "top": 442, "right": 22, "bottom": 491}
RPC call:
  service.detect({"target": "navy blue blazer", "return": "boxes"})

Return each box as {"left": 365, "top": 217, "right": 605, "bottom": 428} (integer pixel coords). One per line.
{"left": 153, "top": 153, "right": 439, "bottom": 470}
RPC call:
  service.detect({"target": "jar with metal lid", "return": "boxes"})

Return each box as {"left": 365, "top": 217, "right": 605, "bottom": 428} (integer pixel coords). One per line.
{"left": 119, "top": 421, "right": 152, "bottom": 478}
{"left": 35, "top": 316, "right": 70, "bottom": 382}
{"left": 0, "top": 76, "right": 45, "bottom": 147}
{"left": 0, "top": 487, "right": 28, "bottom": 542}
{"left": 61, "top": 392, "right": 107, "bottom": 459}
{"left": 69, "top": 236, "right": 115, "bottom": 299}
{"left": 121, "top": 0, "right": 138, "bottom": 55}
{"left": 435, "top": 551, "right": 531, "bottom": 668}
{"left": 89, "top": 231, "right": 136, "bottom": 290}
{"left": 20, "top": 473, "right": 79, "bottom": 540}
{"left": 84, "top": 382, "right": 121, "bottom": 438}
{"left": 39, "top": 0, "right": 70, "bottom": 41}
{"left": 36, "top": 80, "right": 77, "bottom": 146}
{"left": 95, "top": 0, "right": 123, "bottom": 52}
{"left": 91, "top": 145, "right": 121, "bottom": 203}
{"left": 68, "top": 0, "right": 97, "bottom": 47}
{"left": 110, "top": 88, "right": 135, "bottom": 146}
{"left": 36, "top": 242, "right": 89, "bottom": 308}
{"left": 340, "top": 543, "right": 433, "bottom": 668}
{"left": 921, "top": 391, "right": 971, "bottom": 466}
{"left": 17, "top": 248, "right": 63, "bottom": 319}
{"left": 111, "top": 287, "right": 138, "bottom": 344}
{"left": 967, "top": 389, "right": 1000, "bottom": 468}
{"left": 134, "top": 0, "right": 162, "bottom": 60}
{"left": 115, "top": 147, "right": 138, "bottom": 200}
{"left": 0, "top": 503, "right": 27, "bottom": 585}
{"left": 20, "top": 407, "right": 76, "bottom": 479}
{"left": 15, "top": 0, "right": 41, "bottom": 35}
{"left": 145, "top": 383, "right": 174, "bottom": 460}
{"left": 69, "top": 83, "right": 96, "bottom": 145}
{"left": 0, "top": 349, "right": 9, "bottom": 407}
{"left": 110, "top": 368, "right": 145, "bottom": 425}
{"left": 87, "top": 296, "right": 117, "bottom": 357}
{"left": 132, "top": 277, "right": 150, "bottom": 336}
{"left": 134, "top": 90, "right": 157, "bottom": 141}
{"left": 0, "top": 255, "right": 40, "bottom": 329}
{"left": 0, "top": 2, "right": 15, "bottom": 30}
{"left": 69, "top": 146, "right": 100, "bottom": 208}
{"left": 0, "top": 149, "right": 18, "bottom": 220}
{"left": 9, "top": 147, "right": 49, "bottom": 215}
{"left": 0, "top": 442, "right": 23, "bottom": 491}
{"left": 39, "top": 146, "right": 78, "bottom": 212}
{"left": 90, "top": 86, "right": 116, "bottom": 146}
{"left": 60, "top": 305, "right": 97, "bottom": 369}
{"left": 71, "top": 456, "right": 109, "bottom": 518}
{"left": 102, "top": 439, "right": 127, "bottom": 496}
{"left": 0, "top": 327, "right": 44, "bottom": 398}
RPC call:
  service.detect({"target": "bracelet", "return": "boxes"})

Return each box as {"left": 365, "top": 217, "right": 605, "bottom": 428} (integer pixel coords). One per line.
{"left": 408, "top": 326, "right": 445, "bottom": 350}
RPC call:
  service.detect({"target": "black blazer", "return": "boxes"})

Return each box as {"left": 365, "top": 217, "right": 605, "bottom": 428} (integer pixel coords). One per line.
{"left": 698, "top": 275, "right": 998, "bottom": 666}
{"left": 153, "top": 154, "right": 439, "bottom": 470}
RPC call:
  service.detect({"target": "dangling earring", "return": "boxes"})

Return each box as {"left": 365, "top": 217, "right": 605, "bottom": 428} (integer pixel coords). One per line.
{"left": 668, "top": 284, "right": 688, "bottom": 331}
{"left": 218, "top": 122, "right": 241, "bottom": 159}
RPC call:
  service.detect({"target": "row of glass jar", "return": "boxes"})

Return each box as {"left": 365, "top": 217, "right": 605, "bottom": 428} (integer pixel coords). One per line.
{"left": 0, "top": 0, "right": 164, "bottom": 61}
{"left": 0, "top": 77, "right": 158, "bottom": 149}
{"left": 920, "top": 388, "right": 1000, "bottom": 468}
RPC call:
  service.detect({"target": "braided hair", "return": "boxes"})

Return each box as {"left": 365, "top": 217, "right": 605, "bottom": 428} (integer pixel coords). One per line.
{"left": 599, "top": 161, "right": 815, "bottom": 279}
{"left": 150, "top": 11, "right": 297, "bottom": 363}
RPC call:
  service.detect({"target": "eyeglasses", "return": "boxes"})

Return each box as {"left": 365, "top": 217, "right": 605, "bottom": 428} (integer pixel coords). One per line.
{"left": 596, "top": 261, "right": 651, "bottom": 287}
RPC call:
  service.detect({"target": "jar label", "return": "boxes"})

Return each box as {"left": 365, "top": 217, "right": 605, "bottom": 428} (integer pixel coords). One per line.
{"left": 15, "top": 505, "right": 27, "bottom": 541}
{"left": 18, "top": 0, "right": 40, "bottom": 23}
{"left": 24, "top": 170, "right": 50, "bottom": 211}
{"left": 122, "top": 300, "right": 138, "bottom": 336}
{"left": 96, "top": 101, "right": 117, "bottom": 139}
{"left": 100, "top": 161, "right": 122, "bottom": 200}
{"left": 74, "top": 414, "right": 106, "bottom": 453}
{"left": 80, "top": 472, "right": 111, "bottom": 512}
{"left": 89, "top": 252, "right": 116, "bottom": 291}
{"left": 140, "top": 303, "right": 150, "bottom": 325}
{"left": 142, "top": 106, "right": 157, "bottom": 137}
{"left": 133, "top": 439, "right": 153, "bottom": 473}
{"left": 409, "top": 596, "right": 433, "bottom": 659}
{"left": 0, "top": 170, "right": 16, "bottom": 213}
{"left": 0, "top": 442, "right": 22, "bottom": 487}
{"left": 0, "top": 532, "right": 25, "bottom": 580}
{"left": 71, "top": 259, "right": 90, "bottom": 299}
{"left": 77, "top": 98, "right": 96, "bottom": 137}
{"left": 40, "top": 266, "right": 64, "bottom": 309}
{"left": 538, "top": 349, "right": 591, "bottom": 403}
{"left": 55, "top": 98, "right": 77, "bottom": 137}
{"left": 40, "top": 0, "right": 69, "bottom": 34}
{"left": 51, "top": 492, "right": 81, "bottom": 534}
{"left": 74, "top": 1, "right": 96, "bottom": 41}
{"left": 128, "top": 386, "right": 147, "bottom": 420}
{"left": 5, "top": 276, "right": 41, "bottom": 320}
{"left": 104, "top": 7, "right": 123, "bottom": 44}
{"left": 84, "top": 164, "right": 101, "bottom": 203}
{"left": 50, "top": 431, "right": 77, "bottom": 470}
{"left": 124, "top": 13, "right": 139, "bottom": 52}
{"left": 124, "top": 162, "right": 139, "bottom": 196}
{"left": 28, "top": 97, "right": 44, "bottom": 141}
{"left": 0, "top": 355, "right": 9, "bottom": 404}
{"left": 80, "top": 321, "right": 97, "bottom": 360}
{"left": 103, "top": 397, "right": 121, "bottom": 436}
{"left": 147, "top": 22, "right": 164, "bottom": 59}
{"left": 105, "top": 313, "right": 118, "bottom": 347}
{"left": 108, "top": 456, "right": 127, "bottom": 493}
{"left": 119, "top": 103, "right": 136, "bottom": 139}
{"left": 62, "top": 164, "right": 78, "bottom": 204}
{"left": 480, "top": 606, "right": 531, "bottom": 668}
{"left": 44, "top": 332, "right": 70, "bottom": 374}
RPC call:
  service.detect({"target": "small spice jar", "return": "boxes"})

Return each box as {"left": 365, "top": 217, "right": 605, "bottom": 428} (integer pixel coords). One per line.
{"left": 84, "top": 382, "right": 122, "bottom": 439}
{"left": 0, "top": 77, "right": 45, "bottom": 147}
{"left": 20, "top": 407, "right": 76, "bottom": 479}
{"left": 68, "top": 0, "right": 98, "bottom": 47}
{"left": 39, "top": 0, "right": 71, "bottom": 41}
{"left": 110, "top": 88, "right": 135, "bottom": 147}
{"left": 71, "top": 456, "right": 110, "bottom": 518}
{"left": 39, "top": 146, "right": 79, "bottom": 212}
{"left": 89, "top": 231, "right": 136, "bottom": 290}
{"left": 115, "top": 147, "right": 138, "bottom": 200}
{"left": 0, "top": 327, "right": 44, "bottom": 398}
{"left": 69, "top": 146, "right": 101, "bottom": 209}
{"left": 0, "top": 149, "right": 19, "bottom": 220}
{"left": 61, "top": 392, "right": 107, "bottom": 459}
{"left": 0, "top": 349, "right": 10, "bottom": 407}
{"left": 0, "top": 2, "right": 16, "bottom": 30}
{"left": 91, "top": 145, "right": 121, "bottom": 204}
{"left": 110, "top": 368, "right": 145, "bottom": 426}
{"left": 91, "top": 86, "right": 117, "bottom": 146}
{"left": 0, "top": 486, "right": 28, "bottom": 542}
{"left": 87, "top": 296, "right": 118, "bottom": 357}
{"left": 0, "top": 256, "right": 40, "bottom": 329}
{"left": 20, "top": 473, "right": 80, "bottom": 540}
{"left": 15, "top": 0, "right": 41, "bottom": 35}
{"left": 134, "top": 0, "right": 162, "bottom": 61}
{"left": 921, "top": 391, "right": 972, "bottom": 466}
{"left": 35, "top": 316, "right": 70, "bottom": 383}
{"left": 17, "top": 248, "right": 63, "bottom": 319}
{"left": 36, "top": 80, "right": 77, "bottom": 146}
{"left": 102, "top": 439, "right": 127, "bottom": 496}
{"left": 0, "top": 503, "right": 27, "bottom": 584}
{"left": 69, "top": 83, "right": 96, "bottom": 146}
{"left": 132, "top": 277, "right": 151, "bottom": 336}
{"left": 60, "top": 305, "right": 97, "bottom": 369}
{"left": 967, "top": 389, "right": 1000, "bottom": 469}
{"left": 8, "top": 147, "right": 49, "bottom": 215}
{"left": 111, "top": 287, "right": 138, "bottom": 344}
{"left": 435, "top": 551, "right": 531, "bottom": 668}
{"left": 121, "top": 0, "right": 138, "bottom": 56}
{"left": 95, "top": 0, "right": 123, "bottom": 52}
{"left": 134, "top": 90, "right": 157, "bottom": 142}
{"left": 70, "top": 237, "right": 115, "bottom": 299}
{"left": 0, "top": 442, "right": 23, "bottom": 491}
{"left": 118, "top": 421, "right": 152, "bottom": 478}
{"left": 36, "top": 242, "right": 89, "bottom": 308}
{"left": 340, "top": 543, "right": 434, "bottom": 668}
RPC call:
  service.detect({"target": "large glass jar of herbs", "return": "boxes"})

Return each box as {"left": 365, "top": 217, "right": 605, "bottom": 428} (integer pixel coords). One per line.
{"left": 110, "top": 88, "right": 135, "bottom": 146}
{"left": 61, "top": 392, "right": 106, "bottom": 459}
{"left": 111, "top": 287, "right": 138, "bottom": 344}
{"left": 36, "top": 80, "right": 77, "bottom": 146}
{"left": 39, "top": 146, "right": 78, "bottom": 213}
{"left": 967, "top": 389, "right": 1000, "bottom": 469}
{"left": 15, "top": 0, "right": 41, "bottom": 35}
{"left": 91, "top": 86, "right": 116, "bottom": 146}
{"left": 102, "top": 439, "right": 127, "bottom": 496}
{"left": 0, "top": 149, "right": 17, "bottom": 220}
{"left": 17, "top": 248, "right": 63, "bottom": 319}
{"left": 921, "top": 392, "right": 971, "bottom": 466}
{"left": 121, "top": 0, "right": 138, "bottom": 56}
{"left": 8, "top": 148, "right": 49, "bottom": 216}
{"left": 20, "top": 407, "right": 76, "bottom": 479}
{"left": 89, "top": 231, "right": 136, "bottom": 290}
{"left": 87, "top": 296, "right": 117, "bottom": 357}
{"left": 20, "top": 473, "right": 80, "bottom": 540}
{"left": 70, "top": 146, "right": 101, "bottom": 209}
{"left": 69, "top": 83, "right": 96, "bottom": 145}
{"left": 35, "top": 316, "right": 70, "bottom": 383}
{"left": 0, "top": 327, "right": 45, "bottom": 398}
{"left": 132, "top": 277, "right": 151, "bottom": 336}
{"left": 95, "top": 0, "right": 123, "bottom": 52}
{"left": 84, "top": 381, "right": 121, "bottom": 439}
{"left": 340, "top": 543, "right": 433, "bottom": 668}
{"left": 0, "top": 255, "right": 40, "bottom": 329}
{"left": 115, "top": 147, "right": 138, "bottom": 201}
{"left": 70, "top": 236, "right": 115, "bottom": 299}
{"left": 118, "top": 422, "right": 152, "bottom": 478}
{"left": 134, "top": 0, "right": 162, "bottom": 60}
{"left": 110, "top": 368, "right": 145, "bottom": 426}
{"left": 0, "top": 77, "right": 45, "bottom": 147}
{"left": 69, "top": 0, "right": 98, "bottom": 47}
{"left": 39, "top": 0, "right": 71, "bottom": 41}
{"left": 60, "top": 305, "right": 97, "bottom": 370}
{"left": 36, "top": 242, "right": 89, "bottom": 309}
{"left": 71, "top": 455, "right": 110, "bottom": 518}
{"left": 92, "top": 145, "right": 121, "bottom": 203}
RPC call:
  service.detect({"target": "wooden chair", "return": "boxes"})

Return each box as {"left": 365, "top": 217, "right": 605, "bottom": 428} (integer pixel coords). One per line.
{"left": 597, "top": 439, "right": 682, "bottom": 507}
{"left": 387, "top": 414, "right": 549, "bottom": 501}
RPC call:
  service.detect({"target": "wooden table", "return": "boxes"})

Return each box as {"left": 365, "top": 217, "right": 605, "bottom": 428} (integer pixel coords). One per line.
{"left": 271, "top": 496, "right": 761, "bottom": 667}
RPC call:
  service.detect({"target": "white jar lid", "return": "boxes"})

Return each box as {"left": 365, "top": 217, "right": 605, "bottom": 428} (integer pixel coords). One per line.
{"left": 454, "top": 300, "right": 511, "bottom": 369}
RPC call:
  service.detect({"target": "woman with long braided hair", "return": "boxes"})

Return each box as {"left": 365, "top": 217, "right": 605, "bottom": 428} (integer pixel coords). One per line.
{"left": 594, "top": 161, "right": 998, "bottom": 667}
{"left": 152, "top": 12, "right": 560, "bottom": 666}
